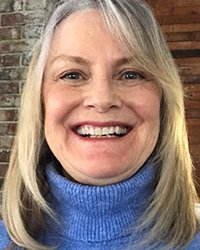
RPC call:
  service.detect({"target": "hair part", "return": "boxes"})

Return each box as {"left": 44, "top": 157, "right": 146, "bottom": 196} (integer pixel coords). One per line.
{"left": 2, "top": 0, "right": 199, "bottom": 249}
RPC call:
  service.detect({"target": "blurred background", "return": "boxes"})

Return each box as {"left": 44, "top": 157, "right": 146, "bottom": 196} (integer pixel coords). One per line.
{"left": 0, "top": 0, "right": 199, "bottom": 202}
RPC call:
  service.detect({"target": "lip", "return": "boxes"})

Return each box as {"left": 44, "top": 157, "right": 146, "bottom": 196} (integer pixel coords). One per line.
{"left": 71, "top": 121, "right": 133, "bottom": 140}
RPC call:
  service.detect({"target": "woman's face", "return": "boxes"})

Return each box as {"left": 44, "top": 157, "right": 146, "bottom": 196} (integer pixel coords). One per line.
{"left": 43, "top": 9, "right": 161, "bottom": 185}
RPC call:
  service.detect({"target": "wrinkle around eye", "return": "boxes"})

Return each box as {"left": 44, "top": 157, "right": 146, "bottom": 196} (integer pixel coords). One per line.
{"left": 55, "top": 70, "right": 91, "bottom": 87}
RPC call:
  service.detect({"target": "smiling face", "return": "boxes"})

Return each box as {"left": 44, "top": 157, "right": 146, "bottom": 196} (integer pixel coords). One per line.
{"left": 43, "top": 9, "right": 161, "bottom": 185}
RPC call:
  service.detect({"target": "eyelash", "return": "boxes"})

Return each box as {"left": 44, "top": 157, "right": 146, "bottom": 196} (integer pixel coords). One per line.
{"left": 119, "top": 70, "right": 145, "bottom": 80}
{"left": 60, "top": 71, "right": 84, "bottom": 81}
{"left": 59, "top": 70, "right": 145, "bottom": 83}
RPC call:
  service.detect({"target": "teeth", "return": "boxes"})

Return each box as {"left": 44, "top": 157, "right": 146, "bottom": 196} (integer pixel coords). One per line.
{"left": 77, "top": 125, "right": 128, "bottom": 138}
{"left": 84, "top": 125, "right": 90, "bottom": 135}
{"left": 89, "top": 127, "right": 95, "bottom": 136}
{"left": 109, "top": 127, "right": 114, "bottom": 134}
{"left": 102, "top": 127, "right": 109, "bottom": 135}
{"left": 95, "top": 127, "right": 102, "bottom": 136}
{"left": 115, "top": 126, "right": 120, "bottom": 134}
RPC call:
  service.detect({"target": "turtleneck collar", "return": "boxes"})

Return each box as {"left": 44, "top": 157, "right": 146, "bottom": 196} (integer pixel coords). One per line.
{"left": 46, "top": 159, "right": 157, "bottom": 243}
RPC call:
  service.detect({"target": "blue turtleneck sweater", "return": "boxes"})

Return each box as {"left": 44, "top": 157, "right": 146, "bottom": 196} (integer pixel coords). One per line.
{"left": 0, "top": 159, "right": 200, "bottom": 249}
{"left": 44, "top": 159, "right": 155, "bottom": 249}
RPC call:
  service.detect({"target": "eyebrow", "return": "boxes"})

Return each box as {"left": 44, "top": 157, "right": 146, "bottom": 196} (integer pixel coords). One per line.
{"left": 113, "top": 57, "right": 132, "bottom": 68}
{"left": 50, "top": 55, "right": 133, "bottom": 68}
{"left": 50, "top": 55, "right": 91, "bottom": 66}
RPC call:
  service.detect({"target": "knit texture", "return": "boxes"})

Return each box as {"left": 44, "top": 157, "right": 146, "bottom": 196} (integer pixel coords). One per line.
{"left": 44, "top": 159, "right": 156, "bottom": 249}
{"left": 0, "top": 159, "right": 200, "bottom": 249}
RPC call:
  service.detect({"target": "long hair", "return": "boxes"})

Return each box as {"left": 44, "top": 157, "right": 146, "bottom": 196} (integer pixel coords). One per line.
{"left": 2, "top": 0, "right": 199, "bottom": 249}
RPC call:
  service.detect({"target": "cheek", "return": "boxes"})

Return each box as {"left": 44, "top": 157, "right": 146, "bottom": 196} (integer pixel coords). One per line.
{"left": 125, "top": 85, "right": 161, "bottom": 122}
{"left": 43, "top": 86, "right": 78, "bottom": 124}
{"left": 43, "top": 88, "right": 71, "bottom": 150}
{"left": 46, "top": 99, "right": 65, "bottom": 120}
{"left": 144, "top": 97, "right": 161, "bottom": 121}
{"left": 142, "top": 92, "right": 161, "bottom": 139}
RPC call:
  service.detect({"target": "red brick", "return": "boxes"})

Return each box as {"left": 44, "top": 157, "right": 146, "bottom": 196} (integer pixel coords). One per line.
{"left": 186, "top": 120, "right": 200, "bottom": 143}
{"left": 185, "top": 98, "right": 200, "bottom": 109}
{"left": 0, "top": 41, "right": 10, "bottom": 51}
{"left": 0, "top": 27, "right": 21, "bottom": 40}
{"left": 182, "top": 75, "right": 200, "bottom": 84}
{"left": 0, "top": 39, "right": 36, "bottom": 53}
{"left": 187, "top": 119, "right": 200, "bottom": 137}
{"left": 186, "top": 109, "right": 200, "bottom": 119}
{"left": 147, "top": 0, "right": 200, "bottom": 196}
{"left": 193, "top": 155, "right": 200, "bottom": 167}
{"left": 173, "top": 6, "right": 200, "bottom": 15}
{"left": 0, "top": 150, "right": 10, "bottom": 162}
{"left": 0, "top": 182, "right": 4, "bottom": 198}
{"left": 19, "top": 81, "right": 25, "bottom": 93}
{"left": 175, "top": 57, "right": 200, "bottom": 66}
{"left": 162, "top": 24, "right": 200, "bottom": 33}
{"left": 0, "top": 54, "right": 21, "bottom": 67}
{"left": 0, "top": 82, "right": 20, "bottom": 94}
{"left": 147, "top": 0, "right": 200, "bottom": 10}
{"left": 0, "top": 136, "right": 14, "bottom": 149}
{"left": 0, "top": 95, "right": 20, "bottom": 107}
{"left": 165, "top": 32, "right": 200, "bottom": 42}
{"left": 168, "top": 41, "right": 200, "bottom": 50}
{"left": 190, "top": 144, "right": 200, "bottom": 155}
{"left": 174, "top": 0, "right": 200, "bottom": 7}
{"left": 180, "top": 66, "right": 200, "bottom": 76}
{"left": 1, "top": 13, "right": 25, "bottom": 27}
{"left": 0, "top": 110, "right": 18, "bottom": 122}
{"left": 157, "top": 14, "right": 200, "bottom": 25}
{"left": 0, "top": 163, "right": 8, "bottom": 177}
{"left": 0, "top": 123, "right": 17, "bottom": 136}
{"left": 184, "top": 84, "right": 200, "bottom": 102}
{"left": 189, "top": 136, "right": 200, "bottom": 144}
{"left": 0, "top": 67, "right": 27, "bottom": 81}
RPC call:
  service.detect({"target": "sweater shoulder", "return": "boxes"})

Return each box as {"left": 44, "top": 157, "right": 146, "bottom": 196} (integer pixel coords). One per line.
{"left": 186, "top": 204, "right": 200, "bottom": 249}
{"left": 0, "top": 220, "right": 11, "bottom": 249}
{"left": 186, "top": 231, "right": 200, "bottom": 249}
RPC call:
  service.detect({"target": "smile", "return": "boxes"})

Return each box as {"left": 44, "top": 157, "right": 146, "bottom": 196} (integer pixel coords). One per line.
{"left": 75, "top": 125, "right": 130, "bottom": 138}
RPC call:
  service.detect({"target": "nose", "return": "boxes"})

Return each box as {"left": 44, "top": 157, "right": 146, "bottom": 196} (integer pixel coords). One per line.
{"left": 83, "top": 78, "right": 122, "bottom": 113}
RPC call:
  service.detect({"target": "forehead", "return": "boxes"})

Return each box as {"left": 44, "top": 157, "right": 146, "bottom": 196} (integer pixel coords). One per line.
{"left": 48, "top": 9, "right": 127, "bottom": 62}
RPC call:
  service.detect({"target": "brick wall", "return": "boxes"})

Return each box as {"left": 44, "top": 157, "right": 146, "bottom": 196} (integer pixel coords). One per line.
{"left": 146, "top": 0, "right": 200, "bottom": 194}
{"left": 0, "top": 0, "right": 200, "bottom": 194}
{"left": 0, "top": 0, "right": 54, "bottom": 203}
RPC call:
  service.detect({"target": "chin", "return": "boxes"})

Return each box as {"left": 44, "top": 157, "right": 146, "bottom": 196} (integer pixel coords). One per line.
{"left": 71, "top": 162, "right": 135, "bottom": 185}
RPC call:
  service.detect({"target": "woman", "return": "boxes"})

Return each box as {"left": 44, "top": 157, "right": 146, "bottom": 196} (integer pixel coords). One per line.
{"left": 0, "top": 0, "right": 199, "bottom": 249}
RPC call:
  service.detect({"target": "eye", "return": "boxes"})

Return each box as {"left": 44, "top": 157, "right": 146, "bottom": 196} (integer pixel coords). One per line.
{"left": 60, "top": 71, "right": 83, "bottom": 81}
{"left": 120, "top": 70, "right": 144, "bottom": 80}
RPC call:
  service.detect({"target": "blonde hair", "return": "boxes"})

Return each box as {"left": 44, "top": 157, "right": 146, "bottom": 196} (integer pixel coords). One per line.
{"left": 2, "top": 0, "right": 199, "bottom": 249}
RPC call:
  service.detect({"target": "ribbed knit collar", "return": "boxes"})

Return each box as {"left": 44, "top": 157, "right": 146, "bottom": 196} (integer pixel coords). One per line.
{"left": 46, "top": 159, "right": 157, "bottom": 243}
